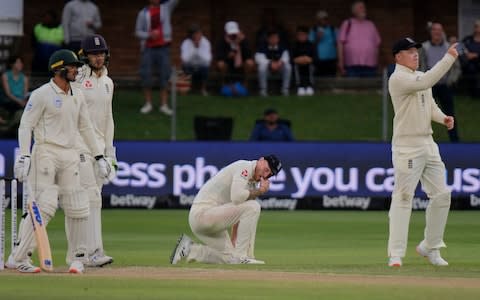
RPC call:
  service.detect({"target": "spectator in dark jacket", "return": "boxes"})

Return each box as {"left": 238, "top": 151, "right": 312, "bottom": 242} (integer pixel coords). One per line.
{"left": 255, "top": 31, "right": 291, "bottom": 97}
{"left": 292, "top": 26, "right": 316, "bottom": 96}
{"left": 250, "top": 108, "right": 294, "bottom": 141}
{"left": 216, "top": 21, "right": 255, "bottom": 85}
{"left": 461, "top": 20, "right": 480, "bottom": 98}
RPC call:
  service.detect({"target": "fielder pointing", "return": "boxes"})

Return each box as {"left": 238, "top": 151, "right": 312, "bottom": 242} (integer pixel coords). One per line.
{"left": 387, "top": 38, "right": 459, "bottom": 267}
{"left": 73, "top": 34, "right": 116, "bottom": 267}
{"left": 9, "top": 49, "right": 110, "bottom": 273}
{"left": 171, "top": 155, "right": 282, "bottom": 264}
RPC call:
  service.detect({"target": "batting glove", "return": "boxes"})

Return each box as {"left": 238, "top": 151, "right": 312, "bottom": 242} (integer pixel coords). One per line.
{"left": 14, "top": 155, "right": 31, "bottom": 182}
{"left": 94, "top": 155, "right": 111, "bottom": 184}
{"left": 105, "top": 156, "right": 118, "bottom": 182}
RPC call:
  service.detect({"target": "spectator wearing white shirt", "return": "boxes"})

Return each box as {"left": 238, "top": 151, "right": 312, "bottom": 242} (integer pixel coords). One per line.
{"left": 181, "top": 24, "right": 212, "bottom": 96}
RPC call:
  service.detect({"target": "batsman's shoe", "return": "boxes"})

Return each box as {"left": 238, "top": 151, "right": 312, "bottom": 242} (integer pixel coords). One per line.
{"left": 170, "top": 234, "right": 192, "bottom": 264}
{"left": 416, "top": 241, "right": 448, "bottom": 266}
{"left": 16, "top": 260, "right": 41, "bottom": 273}
{"left": 87, "top": 250, "right": 113, "bottom": 267}
{"left": 388, "top": 256, "right": 402, "bottom": 267}
{"left": 69, "top": 260, "right": 85, "bottom": 274}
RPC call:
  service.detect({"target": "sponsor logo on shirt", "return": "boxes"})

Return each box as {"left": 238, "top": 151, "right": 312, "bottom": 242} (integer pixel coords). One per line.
{"left": 54, "top": 98, "right": 62, "bottom": 108}
{"left": 25, "top": 101, "right": 33, "bottom": 111}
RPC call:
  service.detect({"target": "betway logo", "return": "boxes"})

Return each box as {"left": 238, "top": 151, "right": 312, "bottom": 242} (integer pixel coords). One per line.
{"left": 470, "top": 194, "right": 480, "bottom": 207}
{"left": 257, "top": 198, "right": 297, "bottom": 210}
{"left": 322, "top": 195, "right": 371, "bottom": 210}
{"left": 110, "top": 194, "right": 156, "bottom": 209}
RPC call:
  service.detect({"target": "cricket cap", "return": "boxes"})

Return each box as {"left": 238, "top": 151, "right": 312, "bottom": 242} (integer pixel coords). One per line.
{"left": 263, "top": 154, "right": 282, "bottom": 177}
{"left": 392, "top": 37, "right": 422, "bottom": 55}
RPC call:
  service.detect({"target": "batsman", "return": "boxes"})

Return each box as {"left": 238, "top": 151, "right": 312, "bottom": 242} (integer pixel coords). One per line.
{"left": 170, "top": 155, "right": 282, "bottom": 265}
{"left": 387, "top": 37, "right": 459, "bottom": 267}
{"left": 73, "top": 34, "right": 116, "bottom": 267}
{"left": 9, "top": 49, "right": 110, "bottom": 273}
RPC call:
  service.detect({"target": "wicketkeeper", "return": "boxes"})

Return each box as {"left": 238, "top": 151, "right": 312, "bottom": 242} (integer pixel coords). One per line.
{"left": 171, "top": 155, "right": 282, "bottom": 264}
{"left": 8, "top": 49, "right": 110, "bottom": 273}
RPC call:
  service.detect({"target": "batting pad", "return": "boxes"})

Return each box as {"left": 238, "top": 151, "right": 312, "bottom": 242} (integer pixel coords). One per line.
{"left": 65, "top": 217, "right": 88, "bottom": 264}
{"left": 86, "top": 206, "right": 104, "bottom": 256}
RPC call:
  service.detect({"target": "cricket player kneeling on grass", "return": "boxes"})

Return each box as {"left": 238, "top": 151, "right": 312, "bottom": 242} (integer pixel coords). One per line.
{"left": 170, "top": 155, "right": 282, "bottom": 265}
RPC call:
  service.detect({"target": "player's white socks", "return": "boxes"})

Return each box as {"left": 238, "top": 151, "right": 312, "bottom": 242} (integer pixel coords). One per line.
{"left": 65, "top": 217, "right": 89, "bottom": 264}
{"left": 86, "top": 205, "right": 104, "bottom": 256}
{"left": 388, "top": 194, "right": 413, "bottom": 257}
{"left": 13, "top": 212, "right": 52, "bottom": 262}
{"left": 424, "top": 192, "right": 451, "bottom": 249}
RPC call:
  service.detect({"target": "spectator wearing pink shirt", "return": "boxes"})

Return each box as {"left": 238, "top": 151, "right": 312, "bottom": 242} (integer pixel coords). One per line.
{"left": 337, "top": 1, "right": 381, "bottom": 77}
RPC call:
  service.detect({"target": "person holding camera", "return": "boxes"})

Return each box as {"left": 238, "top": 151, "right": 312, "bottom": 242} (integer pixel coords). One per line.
{"left": 216, "top": 21, "right": 255, "bottom": 86}
{"left": 255, "top": 30, "right": 291, "bottom": 96}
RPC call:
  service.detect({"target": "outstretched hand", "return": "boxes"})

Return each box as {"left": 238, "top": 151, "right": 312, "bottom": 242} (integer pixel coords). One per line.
{"left": 447, "top": 43, "right": 459, "bottom": 58}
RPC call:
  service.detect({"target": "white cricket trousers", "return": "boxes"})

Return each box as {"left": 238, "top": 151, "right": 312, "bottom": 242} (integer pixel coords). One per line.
{"left": 388, "top": 143, "right": 451, "bottom": 257}
{"left": 188, "top": 200, "right": 261, "bottom": 264}
{"left": 14, "top": 144, "right": 89, "bottom": 264}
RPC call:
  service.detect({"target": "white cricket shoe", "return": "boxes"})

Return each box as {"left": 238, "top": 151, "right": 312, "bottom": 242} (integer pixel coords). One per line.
{"left": 87, "top": 250, "right": 113, "bottom": 267}
{"left": 305, "top": 86, "right": 314, "bottom": 96}
{"left": 297, "top": 87, "right": 306, "bottom": 96}
{"left": 416, "top": 241, "right": 448, "bottom": 266}
{"left": 388, "top": 256, "right": 402, "bottom": 267}
{"left": 69, "top": 260, "right": 85, "bottom": 274}
{"left": 140, "top": 102, "right": 153, "bottom": 114}
{"left": 159, "top": 104, "right": 173, "bottom": 116}
{"left": 16, "top": 259, "right": 41, "bottom": 273}
{"left": 170, "top": 234, "right": 192, "bottom": 264}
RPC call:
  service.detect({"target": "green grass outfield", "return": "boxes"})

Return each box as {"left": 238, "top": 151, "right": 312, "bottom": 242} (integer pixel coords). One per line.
{"left": 1, "top": 210, "right": 480, "bottom": 299}
{"left": 113, "top": 90, "right": 480, "bottom": 142}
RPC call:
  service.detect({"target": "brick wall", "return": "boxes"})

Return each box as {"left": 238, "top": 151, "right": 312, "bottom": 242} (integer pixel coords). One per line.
{"left": 22, "top": 0, "right": 458, "bottom": 76}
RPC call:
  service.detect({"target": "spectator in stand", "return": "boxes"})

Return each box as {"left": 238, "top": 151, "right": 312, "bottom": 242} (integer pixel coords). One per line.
{"left": 250, "top": 108, "right": 294, "bottom": 141}
{"left": 62, "top": 0, "right": 102, "bottom": 53}
{"left": 32, "top": 10, "right": 64, "bottom": 75}
{"left": 292, "top": 26, "right": 315, "bottom": 96}
{"left": 255, "top": 30, "right": 291, "bottom": 97}
{"left": 135, "top": 0, "right": 179, "bottom": 115}
{"left": 460, "top": 20, "right": 480, "bottom": 98}
{"left": 255, "top": 8, "right": 290, "bottom": 50}
{"left": 181, "top": 24, "right": 212, "bottom": 96}
{"left": 337, "top": 1, "right": 381, "bottom": 77}
{"left": 0, "top": 56, "right": 29, "bottom": 137}
{"left": 309, "top": 10, "right": 337, "bottom": 77}
{"left": 419, "top": 22, "right": 461, "bottom": 142}
{"left": 216, "top": 21, "right": 255, "bottom": 86}
{"left": 1, "top": 56, "right": 29, "bottom": 113}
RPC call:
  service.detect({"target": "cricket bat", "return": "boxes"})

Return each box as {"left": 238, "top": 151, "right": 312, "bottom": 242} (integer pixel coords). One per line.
{"left": 28, "top": 201, "right": 53, "bottom": 272}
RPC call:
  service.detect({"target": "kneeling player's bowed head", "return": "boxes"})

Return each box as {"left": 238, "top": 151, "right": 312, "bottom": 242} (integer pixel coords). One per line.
{"left": 264, "top": 155, "right": 282, "bottom": 176}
